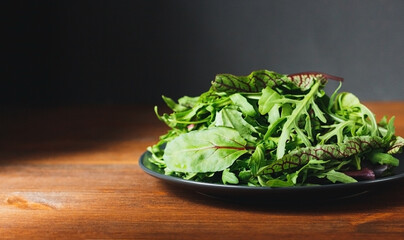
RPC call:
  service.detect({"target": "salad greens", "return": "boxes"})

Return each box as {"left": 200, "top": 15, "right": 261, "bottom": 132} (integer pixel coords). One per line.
{"left": 147, "top": 70, "right": 403, "bottom": 187}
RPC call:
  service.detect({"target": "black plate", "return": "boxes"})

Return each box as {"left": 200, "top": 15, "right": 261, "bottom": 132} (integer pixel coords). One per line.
{"left": 139, "top": 151, "right": 404, "bottom": 202}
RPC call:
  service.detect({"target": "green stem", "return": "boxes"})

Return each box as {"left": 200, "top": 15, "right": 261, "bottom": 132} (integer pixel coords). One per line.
{"left": 360, "top": 105, "right": 378, "bottom": 136}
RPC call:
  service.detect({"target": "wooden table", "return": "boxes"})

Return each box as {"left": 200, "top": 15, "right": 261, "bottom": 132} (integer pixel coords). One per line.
{"left": 1, "top": 103, "right": 404, "bottom": 239}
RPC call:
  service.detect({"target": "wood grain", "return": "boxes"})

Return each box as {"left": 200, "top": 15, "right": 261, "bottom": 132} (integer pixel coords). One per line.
{"left": 1, "top": 103, "right": 404, "bottom": 239}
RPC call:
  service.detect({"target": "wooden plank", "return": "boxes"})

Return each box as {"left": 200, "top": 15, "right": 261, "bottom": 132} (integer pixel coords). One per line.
{"left": 0, "top": 103, "right": 404, "bottom": 239}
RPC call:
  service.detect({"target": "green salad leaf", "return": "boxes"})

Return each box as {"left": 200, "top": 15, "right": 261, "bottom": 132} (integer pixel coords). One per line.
{"left": 148, "top": 69, "right": 403, "bottom": 187}
{"left": 163, "top": 127, "right": 248, "bottom": 173}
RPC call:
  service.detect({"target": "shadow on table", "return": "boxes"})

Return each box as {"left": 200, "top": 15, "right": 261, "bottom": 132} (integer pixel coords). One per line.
{"left": 160, "top": 181, "right": 404, "bottom": 214}
{"left": 0, "top": 105, "right": 167, "bottom": 163}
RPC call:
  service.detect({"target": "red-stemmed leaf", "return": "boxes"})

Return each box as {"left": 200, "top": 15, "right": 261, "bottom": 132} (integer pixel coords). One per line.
{"left": 163, "top": 127, "right": 249, "bottom": 173}
{"left": 260, "top": 136, "right": 385, "bottom": 175}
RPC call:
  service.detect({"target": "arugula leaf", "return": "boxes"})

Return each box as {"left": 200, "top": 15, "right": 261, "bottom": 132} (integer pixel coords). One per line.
{"left": 383, "top": 116, "right": 396, "bottom": 142}
{"left": 249, "top": 144, "right": 265, "bottom": 176}
{"left": 222, "top": 168, "right": 239, "bottom": 184}
{"left": 162, "top": 95, "right": 187, "bottom": 112}
{"left": 265, "top": 178, "right": 295, "bottom": 187}
{"left": 211, "top": 108, "right": 258, "bottom": 142}
{"left": 368, "top": 151, "right": 400, "bottom": 166}
{"left": 229, "top": 93, "right": 256, "bottom": 117}
{"left": 276, "top": 78, "right": 326, "bottom": 159}
{"left": 322, "top": 170, "right": 357, "bottom": 184}
{"left": 258, "top": 86, "right": 282, "bottom": 115}
{"left": 178, "top": 96, "right": 200, "bottom": 108}
{"left": 331, "top": 92, "right": 378, "bottom": 136}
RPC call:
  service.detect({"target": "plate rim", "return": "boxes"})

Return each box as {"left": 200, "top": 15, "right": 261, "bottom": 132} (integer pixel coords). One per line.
{"left": 139, "top": 150, "right": 404, "bottom": 193}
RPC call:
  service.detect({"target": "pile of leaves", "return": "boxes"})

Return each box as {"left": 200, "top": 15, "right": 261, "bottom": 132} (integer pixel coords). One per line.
{"left": 147, "top": 70, "right": 404, "bottom": 187}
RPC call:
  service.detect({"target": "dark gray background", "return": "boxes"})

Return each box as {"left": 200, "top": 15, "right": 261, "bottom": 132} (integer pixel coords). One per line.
{"left": 4, "top": 0, "right": 404, "bottom": 107}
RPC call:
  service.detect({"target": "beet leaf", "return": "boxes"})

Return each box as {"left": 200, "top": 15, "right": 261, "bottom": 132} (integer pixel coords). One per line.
{"left": 260, "top": 136, "right": 385, "bottom": 175}
{"left": 163, "top": 127, "right": 248, "bottom": 173}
